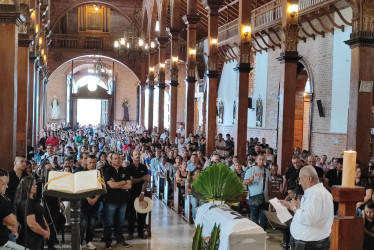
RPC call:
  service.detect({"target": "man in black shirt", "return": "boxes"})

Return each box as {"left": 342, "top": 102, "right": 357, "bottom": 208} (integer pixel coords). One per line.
{"left": 0, "top": 169, "right": 18, "bottom": 247}
{"left": 80, "top": 155, "right": 100, "bottom": 249}
{"left": 324, "top": 158, "right": 343, "bottom": 214}
{"left": 140, "top": 131, "right": 152, "bottom": 146}
{"left": 308, "top": 155, "right": 324, "bottom": 182}
{"left": 126, "top": 150, "right": 149, "bottom": 240}
{"left": 103, "top": 153, "right": 132, "bottom": 248}
{"left": 282, "top": 156, "right": 304, "bottom": 194}
{"left": 6, "top": 156, "right": 27, "bottom": 204}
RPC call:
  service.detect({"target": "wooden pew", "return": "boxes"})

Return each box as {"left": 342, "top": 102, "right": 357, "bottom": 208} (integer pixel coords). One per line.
{"left": 156, "top": 175, "right": 161, "bottom": 199}
{"left": 172, "top": 178, "right": 180, "bottom": 213}
{"left": 145, "top": 188, "right": 152, "bottom": 236}
{"left": 182, "top": 181, "right": 193, "bottom": 224}
{"left": 163, "top": 170, "right": 170, "bottom": 205}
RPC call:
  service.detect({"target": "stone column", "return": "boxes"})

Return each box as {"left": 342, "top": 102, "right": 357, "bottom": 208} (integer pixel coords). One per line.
{"left": 276, "top": 0, "right": 300, "bottom": 173}
{"left": 27, "top": 56, "right": 36, "bottom": 147}
{"left": 183, "top": 0, "right": 200, "bottom": 136}
{"left": 234, "top": 0, "right": 252, "bottom": 164}
{"left": 203, "top": 0, "right": 224, "bottom": 157}
{"left": 0, "top": 4, "right": 21, "bottom": 170}
{"left": 344, "top": 0, "right": 374, "bottom": 170}
{"left": 157, "top": 36, "right": 169, "bottom": 133}
{"left": 148, "top": 53, "right": 155, "bottom": 130}
{"left": 16, "top": 33, "right": 32, "bottom": 157}
{"left": 168, "top": 27, "right": 182, "bottom": 144}
{"left": 139, "top": 61, "right": 147, "bottom": 127}
{"left": 140, "top": 83, "right": 146, "bottom": 127}
{"left": 34, "top": 65, "right": 41, "bottom": 146}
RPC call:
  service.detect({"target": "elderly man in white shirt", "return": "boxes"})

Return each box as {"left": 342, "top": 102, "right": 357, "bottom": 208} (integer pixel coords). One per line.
{"left": 280, "top": 165, "right": 334, "bottom": 250}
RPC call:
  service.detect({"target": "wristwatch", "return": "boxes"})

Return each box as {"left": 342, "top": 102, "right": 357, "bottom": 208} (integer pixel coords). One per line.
{"left": 293, "top": 206, "right": 297, "bottom": 213}
{"left": 141, "top": 191, "right": 145, "bottom": 194}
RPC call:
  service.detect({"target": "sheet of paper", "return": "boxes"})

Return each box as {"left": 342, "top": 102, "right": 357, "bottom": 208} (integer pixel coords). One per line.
{"left": 269, "top": 198, "right": 293, "bottom": 224}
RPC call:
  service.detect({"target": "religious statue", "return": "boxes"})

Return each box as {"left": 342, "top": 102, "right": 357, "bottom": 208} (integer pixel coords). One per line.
{"left": 123, "top": 99, "right": 129, "bottom": 121}
{"left": 256, "top": 98, "right": 263, "bottom": 127}
{"left": 50, "top": 97, "right": 60, "bottom": 119}
{"left": 218, "top": 101, "right": 224, "bottom": 124}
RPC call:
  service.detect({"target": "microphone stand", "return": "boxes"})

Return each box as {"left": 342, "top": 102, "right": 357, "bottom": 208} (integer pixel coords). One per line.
{"left": 24, "top": 154, "right": 61, "bottom": 250}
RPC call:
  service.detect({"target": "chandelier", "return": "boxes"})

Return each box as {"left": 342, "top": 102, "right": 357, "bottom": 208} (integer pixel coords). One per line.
{"left": 113, "top": 10, "right": 152, "bottom": 63}
{"left": 88, "top": 57, "right": 112, "bottom": 82}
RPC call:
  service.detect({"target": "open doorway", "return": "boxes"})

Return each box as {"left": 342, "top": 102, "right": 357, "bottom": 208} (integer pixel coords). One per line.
{"left": 77, "top": 99, "right": 102, "bottom": 126}
{"left": 294, "top": 63, "right": 312, "bottom": 151}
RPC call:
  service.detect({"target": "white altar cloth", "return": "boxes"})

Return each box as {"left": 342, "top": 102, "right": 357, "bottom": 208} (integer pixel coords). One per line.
{"left": 195, "top": 202, "right": 266, "bottom": 250}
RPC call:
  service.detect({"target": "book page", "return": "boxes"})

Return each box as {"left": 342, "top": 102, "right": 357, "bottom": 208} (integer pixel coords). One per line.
{"left": 74, "top": 170, "right": 102, "bottom": 193}
{"left": 47, "top": 171, "right": 75, "bottom": 193}
{"left": 269, "top": 198, "right": 293, "bottom": 224}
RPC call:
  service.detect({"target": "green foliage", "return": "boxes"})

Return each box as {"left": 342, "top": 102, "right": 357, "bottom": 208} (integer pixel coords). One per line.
{"left": 207, "top": 224, "right": 220, "bottom": 250}
{"left": 192, "top": 224, "right": 221, "bottom": 250}
{"left": 192, "top": 224, "right": 203, "bottom": 250}
{"left": 192, "top": 163, "right": 244, "bottom": 202}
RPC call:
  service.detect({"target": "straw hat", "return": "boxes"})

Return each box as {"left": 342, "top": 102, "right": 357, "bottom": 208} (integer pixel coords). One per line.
{"left": 134, "top": 197, "right": 153, "bottom": 214}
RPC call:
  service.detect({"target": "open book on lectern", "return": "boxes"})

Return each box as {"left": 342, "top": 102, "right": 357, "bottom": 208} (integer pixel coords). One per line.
{"left": 46, "top": 170, "right": 104, "bottom": 194}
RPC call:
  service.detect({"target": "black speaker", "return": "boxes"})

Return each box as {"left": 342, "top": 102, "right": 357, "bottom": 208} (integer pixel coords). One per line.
{"left": 316, "top": 100, "right": 325, "bottom": 117}
{"left": 248, "top": 97, "right": 253, "bottom": 109}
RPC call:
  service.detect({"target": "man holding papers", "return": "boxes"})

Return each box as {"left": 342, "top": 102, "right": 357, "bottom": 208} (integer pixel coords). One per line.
{"left": 280, "top": 166, "right": 334, "bottom": 250}
{"left": 103, "top": 153, "right": 132, "bottom": 249}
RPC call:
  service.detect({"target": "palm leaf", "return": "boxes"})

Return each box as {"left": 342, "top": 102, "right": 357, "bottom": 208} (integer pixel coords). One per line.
{"left": 192, "top": 163, "right": 244, "bottom": 202}
{"left": 207, "top": 223, "right": 220, "bottom": 250}
{"left": 192, "top": 224, "right": 203, "bottom": 250}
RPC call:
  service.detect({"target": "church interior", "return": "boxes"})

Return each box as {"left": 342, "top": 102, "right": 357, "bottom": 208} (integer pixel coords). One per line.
{"left": 0, "top": 0, "right": 374, "bottom": 249}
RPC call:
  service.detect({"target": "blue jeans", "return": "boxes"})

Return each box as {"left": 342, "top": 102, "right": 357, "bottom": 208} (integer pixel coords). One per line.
{"left": 104, "top": 202, "right": 127, "bottom": 245}
{"left": 249, "top": 204, "right": 268, "bottom": 230}
{"left": 80, "top": 205, "right": 99, "bottom": 244}
{"left": 191, "top": 195, "right": 199, "bottom": 220}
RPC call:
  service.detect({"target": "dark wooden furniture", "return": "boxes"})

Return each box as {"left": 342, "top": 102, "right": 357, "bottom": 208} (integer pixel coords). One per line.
{"left": 331, "top": 186, "right": 365, "bottom": 250}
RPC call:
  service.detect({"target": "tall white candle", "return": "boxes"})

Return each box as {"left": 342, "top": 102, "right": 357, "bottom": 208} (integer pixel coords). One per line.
{"left": 342, "top": 150, "right": 357, "bottom": 187}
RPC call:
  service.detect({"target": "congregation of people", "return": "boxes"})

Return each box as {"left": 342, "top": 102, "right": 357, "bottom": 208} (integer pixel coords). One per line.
{"left": 1, "top": 123, "right": 374, "bottom": 250}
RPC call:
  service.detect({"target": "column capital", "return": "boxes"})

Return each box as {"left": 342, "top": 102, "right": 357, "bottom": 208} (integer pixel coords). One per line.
{"left": 156, "top": 36, "right": 169, "bottom": 47}
{"left": 158, "top": 83, "right": 166, "bottom": 89}
{"left": 18, "top": 33, "right": 32, "bottom": 47}
{"left": 202, "top": 0, "right": 225, "bottom": 14}
{"left": 185, "top": 77, "right": 196, "bottom": 84}
{"left": 182, "top": 13, "right": 201, "bottom": 25}
{"left": 234, "top": 63, "right": 252, "bottom": 73}
{"left": 206, "top": 70, "right": 219, "bottom": 78}
{"left": 277, "top": 51, "right": 301, "bottom": 64}
{"left": 167, "top": 27, "right": 182, "bottom": 39}
{"left": 0, "top": 4, "right": 22, "bottom": 25}
{"left": 345, "top": 31, "right": 374, "bottom": 48}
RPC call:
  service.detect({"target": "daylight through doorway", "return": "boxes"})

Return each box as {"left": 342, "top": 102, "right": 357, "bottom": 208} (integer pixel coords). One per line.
{"left": 77, "top": 99, "right": 102, "bottom": 126}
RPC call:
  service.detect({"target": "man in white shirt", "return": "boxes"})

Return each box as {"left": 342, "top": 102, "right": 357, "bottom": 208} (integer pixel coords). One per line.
{"left": 176, "top": 125, "right": 185, "bottom": 138}
{"left": 160, "top": 130, "right": 169, "bottom": 141}
{"left": 280, "top": 166, "right": 333, "bottom": 250}
{"left": 177, "top": 137, "right": 186, "bottom": 156}
{"left": 215, "top": 133, "right": 226, "bottom": 158}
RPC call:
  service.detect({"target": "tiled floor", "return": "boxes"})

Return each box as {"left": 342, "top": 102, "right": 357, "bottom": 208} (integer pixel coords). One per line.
{"left": 56, "top": 197, "right": 284, "bottom": 249}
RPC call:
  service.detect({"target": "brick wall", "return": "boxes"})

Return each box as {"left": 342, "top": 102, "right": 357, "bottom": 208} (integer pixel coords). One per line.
{"left": 114, "top": 63, "right": 140, "bottom": 124}
{"left": 311, "top": 131, "right": 346, "bottom": 160}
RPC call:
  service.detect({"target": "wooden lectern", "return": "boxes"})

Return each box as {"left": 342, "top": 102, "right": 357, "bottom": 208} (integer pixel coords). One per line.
{"left": 45, "top": 189, "right": 106, "bottom": 250}
{"left": 331, "top": 186, "right": 365, "bottom": 250}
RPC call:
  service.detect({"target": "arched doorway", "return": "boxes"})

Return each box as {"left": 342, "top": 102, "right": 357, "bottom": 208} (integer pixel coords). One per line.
{"left": 72, "top": 75, "right": 113, "bottom": 127}
{"left": 47, "top": 55, "right": 140, "bottom": 131}
{"left": 294, "top": 60, "right": 314, "bottom": 151}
